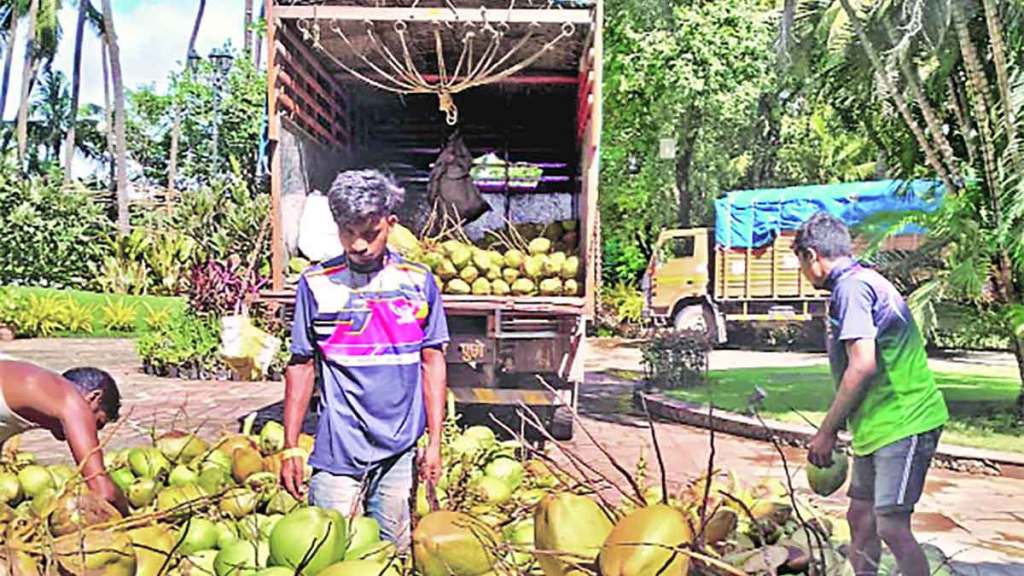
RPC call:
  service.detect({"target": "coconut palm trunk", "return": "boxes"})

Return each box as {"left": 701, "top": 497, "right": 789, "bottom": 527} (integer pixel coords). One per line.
{"left": 166, "top": 0, "right": 206, "bottom": 209}
{"left": 243, "top": 0, "right": 253, "bottom": 58}
{"left": 62, "top": 0, "right": 87, "bottom": 183}
{"left": 0, "top": 2, "right": 20, "bottom": 124}
{"left": 101, "top": 33, "right": 112, "bottom": 190}
{"left": 100, "top": 0, "right": 128, "bottom": 233}
{"left": 15, "top": 0, "right": 38, "bottom": 166}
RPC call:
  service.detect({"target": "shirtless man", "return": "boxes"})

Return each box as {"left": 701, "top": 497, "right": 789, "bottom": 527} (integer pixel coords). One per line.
{"left": 0, "top": 360, "right": 129, "bottom": 513}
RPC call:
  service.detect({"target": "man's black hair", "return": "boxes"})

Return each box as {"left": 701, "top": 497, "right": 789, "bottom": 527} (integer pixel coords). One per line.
{"left": 793, "top": 212, "right": 853, "bottom": 259}
{"left": 326, "top": 169, "right": 405, "bottom": 228}
{"left": 62, "top": 367, "right": 120, "bottom": 421}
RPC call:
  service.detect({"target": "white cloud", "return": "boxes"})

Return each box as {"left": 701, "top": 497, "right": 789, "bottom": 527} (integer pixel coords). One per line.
{"left": 3, "top": 0, "right": 246, "bottom": 120}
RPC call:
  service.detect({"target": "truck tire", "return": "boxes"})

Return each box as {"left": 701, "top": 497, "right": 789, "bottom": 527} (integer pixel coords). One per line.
{"left": 674, "top": 304, "right": 710, "bottom": 335}
{"left": 548, "top": 406, "right": 574, "bottom": 441}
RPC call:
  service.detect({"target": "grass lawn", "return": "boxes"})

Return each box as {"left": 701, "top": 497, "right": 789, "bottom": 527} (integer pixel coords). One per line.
{"left": 665, "top": 364, "right": 1024, "bottom": 454}
{"left": 6, "top": 286, "right": 185, "bottom": 337}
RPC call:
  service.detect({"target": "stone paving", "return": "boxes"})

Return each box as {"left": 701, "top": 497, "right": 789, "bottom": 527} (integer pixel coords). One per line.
{"left": 1, "top": 337, "right": 1022, "bottom": 574}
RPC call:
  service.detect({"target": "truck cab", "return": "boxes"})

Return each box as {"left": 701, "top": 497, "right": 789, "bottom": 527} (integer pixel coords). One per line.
{"left": 642, "top": 228, "right": 722, "bottom": 340}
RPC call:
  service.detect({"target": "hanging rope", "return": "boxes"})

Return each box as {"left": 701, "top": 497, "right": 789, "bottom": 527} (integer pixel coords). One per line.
{"left": 296, "top": 0, "right": 579, "bottom": 125}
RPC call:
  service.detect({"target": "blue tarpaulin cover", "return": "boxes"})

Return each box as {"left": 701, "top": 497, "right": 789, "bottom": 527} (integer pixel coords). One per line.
{"left": 713, "top": 179, "right": 943, "bottom": 249}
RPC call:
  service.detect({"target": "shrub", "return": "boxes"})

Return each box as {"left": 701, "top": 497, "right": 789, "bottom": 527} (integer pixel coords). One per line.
{"left": 136, "top": 310, "right": 222, "bottom": 375}
{"left": 101, "top": 298, "right": 138, "bottom": 332}
{"left": 641, "top": 330, "right": 711, "bottom": 389}
{"left": 63, "top": 299, "right": 95, "bottom": 334}
{"left": 18, "top": 294, "right": 70, "bottom": 337}
{"left": 0, "top": 176, "right": 112, "bottom": 289}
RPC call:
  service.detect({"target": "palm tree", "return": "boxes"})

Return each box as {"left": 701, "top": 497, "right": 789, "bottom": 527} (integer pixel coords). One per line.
{"left": 29, "top": 66, "right": 69, "bottom": 163}
{"left": 243, "top": 0, "right": 253, "bottom": 59}
{"left": 61, "top": 0, "right": 102, "bottom": 182}
{"left": 15, "top": 0, "right": 59, "bottom": 167}
{"left": 0, "top": 0, "right": 27, "bottom": 122}
{"left": 100, "top": 0, "right": 127, "bottom": 233}
{"left": 167, "top": 0, "right": 206, "bottom": 208}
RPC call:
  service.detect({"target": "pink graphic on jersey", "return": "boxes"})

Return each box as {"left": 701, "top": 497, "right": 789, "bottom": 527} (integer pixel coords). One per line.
{"left": 319, "top": 297, "right": 428, "bottom": 359}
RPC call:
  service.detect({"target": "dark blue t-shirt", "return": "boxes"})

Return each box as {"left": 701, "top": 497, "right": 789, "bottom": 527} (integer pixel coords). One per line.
{"left": 290, "top": 250, "right": 450, "bottom": 475}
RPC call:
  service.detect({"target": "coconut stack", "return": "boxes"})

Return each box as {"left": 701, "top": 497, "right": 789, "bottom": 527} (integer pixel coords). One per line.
{"left": 0, "top": 413, "right": 888, "bottom": 576}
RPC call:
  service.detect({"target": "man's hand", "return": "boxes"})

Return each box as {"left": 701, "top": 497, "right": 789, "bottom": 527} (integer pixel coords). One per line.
{"left": 281, "top": 456, "right": 306, "bottom": 501}
{"left": 417, "top": 441, "right": 442, "bottom": 485}
{"left": 807, "top": 430, "right": 837, "bottom": 468}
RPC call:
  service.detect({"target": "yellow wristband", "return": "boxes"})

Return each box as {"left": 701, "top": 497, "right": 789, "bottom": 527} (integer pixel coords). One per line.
{"left": 280, "top": 448, "right": 308, "bottom": 460}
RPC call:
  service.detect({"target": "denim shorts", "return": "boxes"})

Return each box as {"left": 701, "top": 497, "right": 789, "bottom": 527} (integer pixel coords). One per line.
{"left": 848, "top": 427, "right": 941, "bottom": 515}
{"left": 309, "top": 447, "right": 415, "bottom": 551}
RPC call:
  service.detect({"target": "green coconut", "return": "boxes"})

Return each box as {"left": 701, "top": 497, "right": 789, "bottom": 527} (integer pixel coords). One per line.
{"left": 539, "top": 278, "right": 563, "bottom": 296}
{"left": 269, "top": 506, "right": 348, "bottom": 574}
{"left": 49, "top": 488, "right": 122, "bottom": 537}
{"left": 534, "top": 493, "right": 613, "bottom": 576}
{"left": 129, "top": 524, "right": 178, "bottom": 576}
{"left": 48, "top": 465, "right": 77, "bottom": 489}
{"left": 128, "top": 447, "right": 171, "bottom": 479}
{"left": 214, "top": 540, "right": 269, "bottom": 576}
{"left": 265, "top": 489, "right": 301, "bottom": 515}
{"left": 471, "top": 278, "right": 492, "bottom": 296}
{"left": 345, "top": 540, "right": 396, "bottom": 563}
{"left": 219, "top": 488, "right": 259, "bottom": 519}
{"left": 258, "top": 421, "right": 286, "bottom": 455}
{"left": 318, "top": 560, "right": 402, "bottom": 576}
{"left": 450, "top": 245, "right": 473, "bottom": 270}
{"left": 156, "top": 431, "right": 209, "bottom": 464}
{"left": 563, "top": 279, "right": 580, "bottom": 296}
{"left": 561, "top": 256, "right": 580, "bottom": 280}
{"left": 54, "top": 530, "right": 136, "bottom": 576}
{"left": 491, "top": 279, "right": 511, "bottom": 296}
{"left": 502, "top": 267, "right": 520, "bottom": 284}
{"left": 435, "top": 259, "right": 458, "bottom": 281}
{"left": 346, "top": 516, "right": 381, "bottom": 555}
{"left": 545, "top": 252, "right": 567, "bottom": 276}
{"left": 459, "top": 266, "right": 480, "bottom": 284}
{"left": 421, "top": 251, "right": 445, "bottom": 271}
{"left": 127, "top": 478, "right": 159, "bottom": 509}
{"left": 599, "top": 504, "right": 692, "bottom": 576}
{"left": 413, "top": 510, "right": 499, "bottom": 576}
{"left": 447, "top": 279, "right": 472, "bottom": 296}
{"left": 561, "top": 220, "right": 578, "bottom": 232}
{"left": 182, "top": 550, "right": 220, "bottom": 576}
{"left": 486, "top": 266, "right": 501, "bottom": 281}
{"left": 504, "top": 518, "right": 536, "bottom": 567}
{"left": 484, "top": 457, "right": 524, "bottom": 490}
{"left": 179, "top": 517, "right": 220, "bottom": 555}
{"left": 512, "top": 278, "right": 537, "bottom": 296}
{"left": 157, "top": 483, "right": 206, "bottom": 512}
{"left": 17, "top": 465, "right": 54, "bottom": 499}
{"left": 169, "top": 464, "right": 199, "bottom": 487}
{"left": 0, "top": 471, "right": 22, "bottom": 504}
{"left": 523, "top": 255, "right": 546, "bottom": 279}
{"left": 504, "top": 250, "right": 525, "bottom": 270}
{"left": 387, "top": 223, "right": 423, "bottom": 261}
{"left": 472, "top": 475, "right": 513, "bottom": 505}
{"left": 472, "top": 249, "right": 493, "bottom": 272}
{"left": 528, "top": 238, "right": 552, "bottom": 255}
{"left": 806, "top": 450, "right": 849, "bottom": 497}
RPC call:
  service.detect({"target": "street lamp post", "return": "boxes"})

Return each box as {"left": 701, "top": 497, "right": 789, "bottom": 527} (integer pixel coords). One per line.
{"left": 188, "top": 48, "right": 235, "bottom": 175}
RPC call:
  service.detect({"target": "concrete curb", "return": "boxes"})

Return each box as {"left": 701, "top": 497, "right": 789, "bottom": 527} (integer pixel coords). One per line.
{"left": 636, "top": 388, "right": 1024, "bottom": 478}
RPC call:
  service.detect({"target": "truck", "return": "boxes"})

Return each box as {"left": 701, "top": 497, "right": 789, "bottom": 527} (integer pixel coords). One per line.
{"left": 258, "top": 0, "right": 604, "bottom": 440}
{"left": 642, "top": 179, "right": 941, "bottom": 342}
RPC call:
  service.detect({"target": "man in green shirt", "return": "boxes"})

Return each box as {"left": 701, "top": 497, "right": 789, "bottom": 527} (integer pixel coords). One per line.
{"left": 794, "top": 213, "right": 948, "bottom": 576}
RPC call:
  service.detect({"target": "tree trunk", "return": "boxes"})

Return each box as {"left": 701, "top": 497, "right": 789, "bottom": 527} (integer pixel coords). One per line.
{"left": 0, "top": 4, "right": 19, "bottom": 125}
{"left": 243, "top": 0, "right": 253, "bottom": 58}
{"left": 187, "top": 0, "right": 205, "bottom": 58}
{"left": 16, "top": 0, "right": 39, "bottom": 167}
{"left": 101, "top": 33, "right": 114, "bottom": 191}
{"left": 63, "top": 0, "right": 89, "bottom": 183}
{"left": 675, "top": 117, "right": 700, "bottom": 227}
{"left": 836, "top": 0, "right": 957, "bottom": 196}
{"left": 167, "top": 0, "right": 207, "bottom": 208}
{"left": 101, "top": 0, "right": 128, "bottom": 234}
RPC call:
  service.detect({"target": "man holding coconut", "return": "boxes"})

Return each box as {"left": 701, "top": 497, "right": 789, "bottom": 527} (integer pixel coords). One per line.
{"left": 0, "top": 361, "right": 129, "bottom": 513}
{"left": 281, "top": 169, "right": 449, "bottom": 551}
{"left": 794, "top": 212, "right": 948, "bottom": 576}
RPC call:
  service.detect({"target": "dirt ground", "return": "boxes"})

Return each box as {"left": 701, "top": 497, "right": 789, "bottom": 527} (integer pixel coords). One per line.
{"left": 1, "top": 337, "right": 1022, "bottom": 573}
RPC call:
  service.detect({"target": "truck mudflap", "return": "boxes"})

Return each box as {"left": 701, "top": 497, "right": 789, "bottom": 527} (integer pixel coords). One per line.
{"left": 449, "top": 387, "right": 565, "bottom": 407}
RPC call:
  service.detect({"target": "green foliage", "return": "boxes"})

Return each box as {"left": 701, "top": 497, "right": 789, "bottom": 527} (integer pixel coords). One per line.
{"left": 63, "top": 298, "right": 95, "bottom": 334}
{"left": 600, "top": 281, "right": 644, "bottom": 325}
{"left": 0, "top": 287, "right": 22, "bottom": 328}
{"left": 126, "top": 52, "right": 266, "bottom": 189}
{"left": 142, "top": 303, "right": 173, "bottom": 332}
{"left": 641, "top": 330, "right": 711, "bottom": 389}
{"left": 18, "top": 294, "right": 70, "bottom": 337}
{"left": 0, "top": 175, "right": 112, "bottom": 289}
{"left": 93, "top": 227, "right": 198, "bottom": 296}
{"left": 101, "top": 298, "right": 139, "bottom": 332}
{"left": 136, "top": 310, "right": 222, "bottom": 372}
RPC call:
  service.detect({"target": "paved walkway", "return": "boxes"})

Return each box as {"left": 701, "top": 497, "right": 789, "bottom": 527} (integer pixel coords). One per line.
{"left": 2, "top": 337, "right": 1022, "bottom": 573}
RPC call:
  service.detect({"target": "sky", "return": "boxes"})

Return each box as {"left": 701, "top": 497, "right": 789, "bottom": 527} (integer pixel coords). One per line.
{"left": 2, "top": 0, "right": 248, "bottom": 120}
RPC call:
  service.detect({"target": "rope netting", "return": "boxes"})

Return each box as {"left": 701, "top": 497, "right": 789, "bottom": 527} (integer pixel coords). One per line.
{"left": 295, "top": 1, "right": 578, "bottom": 124}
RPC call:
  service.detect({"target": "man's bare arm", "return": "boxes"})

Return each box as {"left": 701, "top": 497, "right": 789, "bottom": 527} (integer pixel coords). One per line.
{"left": 422, "top": 347, "right": 448, "bottom": 448}
{"left": 283, "top": 360, "right": 315, "bottom": 450}
{"left": 820, "top": 338, "right": 877, "bottom": 437}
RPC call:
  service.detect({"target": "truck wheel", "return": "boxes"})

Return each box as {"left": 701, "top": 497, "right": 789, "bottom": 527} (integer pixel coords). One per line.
{"left": 674, "top": 304, "right": 709, "bottom": 335}
{"left": 548, "top": 406, "right": 574, "bottom": 441}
